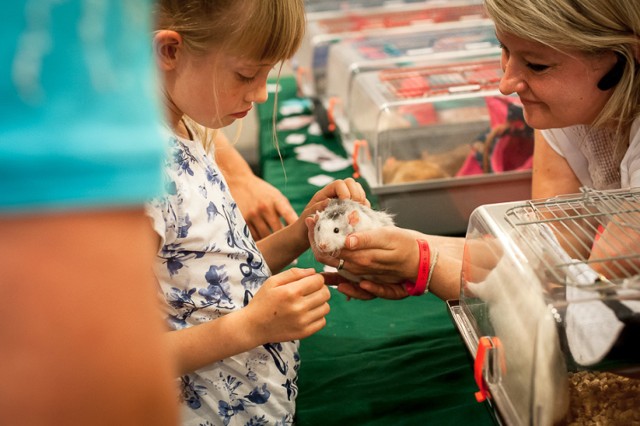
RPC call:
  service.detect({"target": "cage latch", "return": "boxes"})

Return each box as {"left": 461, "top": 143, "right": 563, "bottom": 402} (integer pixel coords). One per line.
{"left": 326, "top": 97, "right": 340, "bottom": 133}
{"left": 474, "top": 336, "right": 504, "bottom": 402}
{"left": 351, "top": 139, "right": 370, "bottom": 179}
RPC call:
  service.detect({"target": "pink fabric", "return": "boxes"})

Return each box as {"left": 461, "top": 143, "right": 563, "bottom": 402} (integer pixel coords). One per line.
{"left": 456, "top": 96, "right": 533, "bottom": 176}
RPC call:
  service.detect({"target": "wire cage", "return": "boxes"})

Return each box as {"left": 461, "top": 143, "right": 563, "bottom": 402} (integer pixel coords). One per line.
{"left": 449, "top": 187, "right": 640, "bottom": 426}
{"left": 504, "top": 187, "right": 640, "bottom": 289}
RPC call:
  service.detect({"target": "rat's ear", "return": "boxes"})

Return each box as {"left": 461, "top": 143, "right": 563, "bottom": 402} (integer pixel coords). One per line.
{"left": 348, "top": 210, "right": 360, "bottom": 226}
{"left": 153, "top": 30, "right": 183, "bottom": 71}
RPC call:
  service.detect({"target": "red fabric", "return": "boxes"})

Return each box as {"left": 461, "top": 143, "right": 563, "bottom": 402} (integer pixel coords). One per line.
{"left": 456, "top": 96, "right": 533, "bottom": 176}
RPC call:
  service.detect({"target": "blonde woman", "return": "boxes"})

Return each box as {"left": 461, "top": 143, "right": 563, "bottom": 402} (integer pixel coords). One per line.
{"left": 309, "top": 0, "right": 640, "bottom": 301}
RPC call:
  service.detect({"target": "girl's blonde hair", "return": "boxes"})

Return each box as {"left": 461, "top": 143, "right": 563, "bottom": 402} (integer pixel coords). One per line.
{"left": 154, "top": 0, "right": 305, "bottom": 62}
{"left": 154, "top": 0, "right": 306, "bottom": 150}
{"left": 484, "top": 0, "right": 640, "bottom": 160}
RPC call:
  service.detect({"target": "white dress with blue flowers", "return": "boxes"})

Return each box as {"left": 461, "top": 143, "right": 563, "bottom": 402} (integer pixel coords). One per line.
{"left": 147, "top": 132, "right": 299, "bottom": 426}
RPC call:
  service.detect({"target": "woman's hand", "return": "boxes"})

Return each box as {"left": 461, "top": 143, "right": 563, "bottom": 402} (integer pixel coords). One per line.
{"left": 307, "top": 220, "right": 465, "bottom": 301}
{"left": 230, "top": 175, "right": 298, "bottom": 240}
{"left": 322, "top": 273, "right": 410, "bottom": 300}
{"left": 307, "top": 222, "right": 422, "bottom": 300}
{"left": 590, "top": 216, "right": 640, "bottom": 278}
{"left": 308, "top": 221, "right": 421, "bottom": 281}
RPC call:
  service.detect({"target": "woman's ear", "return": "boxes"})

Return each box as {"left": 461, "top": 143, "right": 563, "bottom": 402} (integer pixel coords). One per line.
{"left": 153, "top": 30, "right": 182, "bottom": 71}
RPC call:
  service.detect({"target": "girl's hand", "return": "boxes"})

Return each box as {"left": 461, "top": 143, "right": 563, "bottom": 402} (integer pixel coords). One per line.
{"left": 299, "top": 178, "right": 369, "bottom": 223}
{"left": 244, "top": 268, "right": 331, "bottom": 344}
{"left": 255, "top": 178, "right": 368, "bottom": 274}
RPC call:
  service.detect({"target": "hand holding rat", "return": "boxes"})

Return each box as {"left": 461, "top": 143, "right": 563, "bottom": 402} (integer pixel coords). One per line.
{"left": 312, "top": 199, "right": 395, "bottom": 257}
{"left": 308, "top": 222, "right": 420, "bottom": 289}
{"left": 322, "top": 226, "right": 422, "bottom": 300}
{"left": 307, "top": 223, "right": 466, "bottom": 301}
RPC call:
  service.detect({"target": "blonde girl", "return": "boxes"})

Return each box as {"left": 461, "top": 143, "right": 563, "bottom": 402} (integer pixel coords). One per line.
{"left": 148, "top": 1, "right": 367, "bottom": 424}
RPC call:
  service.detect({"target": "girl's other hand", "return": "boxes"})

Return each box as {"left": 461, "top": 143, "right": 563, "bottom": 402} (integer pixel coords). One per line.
{"left": 301, "top": 178, "right": 369, "bottom": 221}
{"left": 245, "top": 268, "right": 331, "bottom": 344}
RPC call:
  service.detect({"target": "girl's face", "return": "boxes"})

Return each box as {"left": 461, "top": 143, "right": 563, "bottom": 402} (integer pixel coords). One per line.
{"left": 496, "top": 30, "right": 617, "bottom": 129}
{"left": 168, "top": 45, "right": 275, "bottom": 130}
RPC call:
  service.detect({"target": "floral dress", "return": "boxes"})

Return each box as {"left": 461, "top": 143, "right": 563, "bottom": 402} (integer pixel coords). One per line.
{"left": 147, "top": 132, "right": 299, "bottom": 426}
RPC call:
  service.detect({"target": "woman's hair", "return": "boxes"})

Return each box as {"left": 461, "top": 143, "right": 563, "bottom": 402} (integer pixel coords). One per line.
{"left": 484, "top": 0, "right": 640, "bottom": 159}
{"left": 153, "top": 0, "right": 306, "bottom": 150}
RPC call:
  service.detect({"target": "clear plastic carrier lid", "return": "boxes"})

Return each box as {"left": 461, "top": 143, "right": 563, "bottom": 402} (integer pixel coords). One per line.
{"left": 294, "top": 1, "right": 489, "bottom": 97}
{"left": 325, "top": 20, "right": 500, "bottom": 132}
{"left": 303, "top": 0, "right": 445, "bottom": 15}
{"left": 345, "top": 57, "right": 534, "bottom": 189}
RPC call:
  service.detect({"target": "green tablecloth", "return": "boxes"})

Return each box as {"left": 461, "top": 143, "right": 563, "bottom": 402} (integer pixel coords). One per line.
{"left": 258, "top": 77, "right": 495, "bottom": 425}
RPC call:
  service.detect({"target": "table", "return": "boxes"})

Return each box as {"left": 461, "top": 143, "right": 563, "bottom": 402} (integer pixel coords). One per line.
{"left": 258, "top": 76, "right": 495, "bottom": 425}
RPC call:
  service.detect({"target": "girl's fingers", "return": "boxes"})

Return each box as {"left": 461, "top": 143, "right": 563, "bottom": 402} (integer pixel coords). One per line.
{"left": 343, "top": 178, "right": 367, "bottom": 203}
{"left": 270, "top": 268, "right": 318, "bottom": 288}
{"left": 287, "top": 272, "right": 327, "bottom": 296}
{"left": 305, "top": 296, "right": 331, "bottom": 320}
{"left": 304, "top": 317, "right": 328, "bottom": 336}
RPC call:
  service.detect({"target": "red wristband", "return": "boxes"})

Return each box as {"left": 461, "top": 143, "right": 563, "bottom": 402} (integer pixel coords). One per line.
{"left": 404, "top": 239, "right": 431, "bottom": 296}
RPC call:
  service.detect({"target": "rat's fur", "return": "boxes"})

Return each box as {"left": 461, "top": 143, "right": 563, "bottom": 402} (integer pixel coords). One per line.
{"left": 314, "top": 199, "right": 394, "bottom": 257}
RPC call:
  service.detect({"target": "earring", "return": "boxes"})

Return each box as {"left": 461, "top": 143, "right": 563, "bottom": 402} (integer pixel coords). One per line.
{"left": 597, "top": 53, "right": 626, "bottom": 91}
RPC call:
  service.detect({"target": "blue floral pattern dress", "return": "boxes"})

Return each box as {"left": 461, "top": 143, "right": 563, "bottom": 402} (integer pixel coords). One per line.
{"left": 147, "top": 132, "right": 299, "bottom": 426}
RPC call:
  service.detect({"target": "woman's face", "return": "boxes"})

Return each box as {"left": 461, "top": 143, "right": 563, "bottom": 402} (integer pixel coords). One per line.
{"left": 169, "top": 46, "right": 275, "bottom": 130}
{"left": 496, "top": 29, "right": 617, "bottom": 129}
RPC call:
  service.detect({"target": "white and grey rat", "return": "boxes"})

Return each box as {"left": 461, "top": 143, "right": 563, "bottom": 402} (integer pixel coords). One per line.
{"left": 313, "top": 198, "right": 395, "bottom": 257}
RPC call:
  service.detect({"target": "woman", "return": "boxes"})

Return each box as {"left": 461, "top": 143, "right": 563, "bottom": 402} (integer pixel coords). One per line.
{"left": 308, "top": 0, "right": 640, "bottom": 301}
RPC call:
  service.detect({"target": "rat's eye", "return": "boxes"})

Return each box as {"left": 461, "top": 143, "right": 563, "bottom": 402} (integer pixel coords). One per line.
{"left": 333, "top": 227, "right": 340, "bottom": 234}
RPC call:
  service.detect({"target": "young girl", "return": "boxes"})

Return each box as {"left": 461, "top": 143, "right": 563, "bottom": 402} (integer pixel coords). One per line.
{"left": 147, "top": 0, "right": 367, "bottom": 424}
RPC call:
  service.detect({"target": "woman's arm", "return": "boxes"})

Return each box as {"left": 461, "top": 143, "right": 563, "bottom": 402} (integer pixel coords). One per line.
{"left": 532, "top": 129, "right": 581, "bottom": 199}
{"left": 307, "top": 221, "right": 465, "bottom": 301}
{"left": 214, "top": 132, "right": 298, "bottom": 239}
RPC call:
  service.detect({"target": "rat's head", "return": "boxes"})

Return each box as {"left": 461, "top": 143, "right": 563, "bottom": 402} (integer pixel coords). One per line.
{"left": 313, "top": 200, "right": 361, "bottom": 256}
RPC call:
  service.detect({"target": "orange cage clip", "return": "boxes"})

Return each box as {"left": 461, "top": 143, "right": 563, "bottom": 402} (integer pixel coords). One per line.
{"left": 352, "top": 139, "right": 370, "bottom": 179}
{"left": 473, "top": 336, "right": 505, "bottom": 403}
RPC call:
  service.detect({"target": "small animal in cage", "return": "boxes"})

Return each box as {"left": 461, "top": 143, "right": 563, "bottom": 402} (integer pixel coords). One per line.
{"left": 382, "top": 143, "right": 472, "bottom": 184}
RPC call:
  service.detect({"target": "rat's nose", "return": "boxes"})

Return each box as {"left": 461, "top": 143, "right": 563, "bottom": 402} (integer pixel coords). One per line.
{"left": 318, "top": 243, "right": 327, "bottom": 251}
